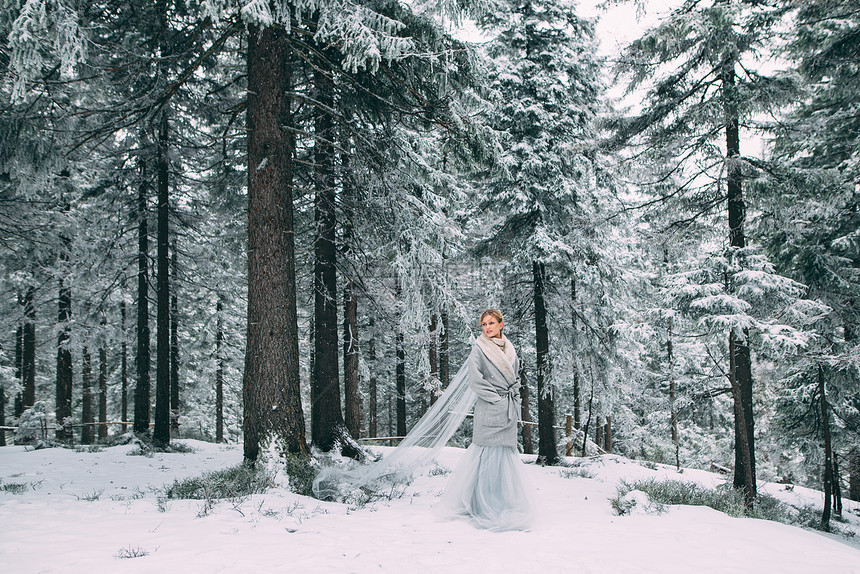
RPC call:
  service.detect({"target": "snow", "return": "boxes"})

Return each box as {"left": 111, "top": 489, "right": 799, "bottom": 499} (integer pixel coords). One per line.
{"left": 2, "top": 441, "right": 859, "bottom": 573}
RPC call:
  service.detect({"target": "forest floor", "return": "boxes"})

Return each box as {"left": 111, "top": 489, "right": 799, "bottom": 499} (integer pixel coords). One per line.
{"left": 2, "top": 439, "right": 859, "bottom": 573}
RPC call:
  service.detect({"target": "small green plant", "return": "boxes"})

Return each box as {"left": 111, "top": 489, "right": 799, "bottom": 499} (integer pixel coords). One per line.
{"left": 428, "top": 463, "right": 451, "bottom": 477}
{"left": 284, "top": 453, "right": 317, "bottom": 497}
{"left": 115, "top": 546, "right": 150, "bottom": 559}
{"left": 558, "top": 467, "right": 595, "bottom": 480}
{"left": 75, "top": 445, "right": 103, "bottom": 453}
{"left": 1, "top": 482, "right": 30, "bottom": 494}
{"left": 165, "top": 463, "right": 274, "bottom": 501}
{"left": 76, "top": 488, "right": 105, "bottom": 502}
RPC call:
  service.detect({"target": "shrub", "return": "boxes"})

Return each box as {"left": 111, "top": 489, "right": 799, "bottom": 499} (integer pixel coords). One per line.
{"left": 164, "top": 463, "right": 274, "bottom": 501}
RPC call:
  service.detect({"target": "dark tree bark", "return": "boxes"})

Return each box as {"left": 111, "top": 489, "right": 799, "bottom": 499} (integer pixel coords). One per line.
{"left": 170, "top": 239, "right": 179, "bottom": 432}
{"left": 396, "top": 326, "right": 406, "bottom": 437}
{"left": 571, "top": 278, "right": 581, "bottom": 430}
{"left": 604, "top": 416, "right": 613, "bottom": 453}
{"left": 153, "top": 109, "right": 171, "bottom": 448}
{"left": 81, "top": 346, "right": 94, "bottom": 445}
{"left": 429, "top": 313, "right": 439, "bottom": 405}
{"left": 54, "top": 280, "right": 72, "bottom": 442}
{"left": 534, "top": 260, "right": 559, "bottom": 465}
{"left": 98, "top": 317, "right": 108, "bottom": 440}
{"left": 368, "top": 324, "right": 377, "bottom": 438}
{"left": 668, "top": 321, "right": 679, "bottom": 470}
{"left": 820, "top": 364, "right": 834, "bottom": 530}
{"left": 833, "top": 457, "right": 842, "bottom": 516}
{"left": 243, "top": 23, "right": 309, "bottom": 460}
{"left": 134, "top": 160, "right": 151, "bottom": 436}
{"left": 23, "top": 286, "right": 36, "bottom": 410}
{"left": 310, "top": 60, "right": 354, "bottom": 455}
{"left": 520, "top": 365, "right": 533, "bottom": 454}
{"left": 343, "top": 279, "right": 360, "bottom": 438}
{"left": 723, "top": 53, "right": 756, "bottom": 504}
{"left": 581, "top": 374, "right": 595, "bottom": 457}
{"left": 341, "top": 136, "right": 361, "bottom": 439}
{"left": 850, "top": 449, "right": 860, "bottom": 502}
{"left": 120, "top": 301, "right": 128, "bottom": 430}
{"left": 216, "top": 297, "right": 224, "bottom": 443}
{"left": 440, "top": 309, "right": 450, "bottom": 390}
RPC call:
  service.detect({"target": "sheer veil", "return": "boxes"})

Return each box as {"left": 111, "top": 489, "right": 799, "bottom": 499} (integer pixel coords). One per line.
{"left": 313, "top": 359, "right": 477, "bottom": 501}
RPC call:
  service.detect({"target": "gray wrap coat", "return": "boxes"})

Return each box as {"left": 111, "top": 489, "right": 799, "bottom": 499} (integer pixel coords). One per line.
{"left": 467, "top": 340, "right": 522, "bottom": 447}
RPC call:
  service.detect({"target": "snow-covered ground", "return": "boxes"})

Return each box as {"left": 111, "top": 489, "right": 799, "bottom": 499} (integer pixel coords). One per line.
{"left": 2, "top": 440, "right": 859, "bottom": 573}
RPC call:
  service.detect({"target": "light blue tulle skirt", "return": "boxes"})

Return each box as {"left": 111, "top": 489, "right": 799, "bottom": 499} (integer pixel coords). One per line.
{"left": 439, "top": 443, "right": 534, "bottom": 531}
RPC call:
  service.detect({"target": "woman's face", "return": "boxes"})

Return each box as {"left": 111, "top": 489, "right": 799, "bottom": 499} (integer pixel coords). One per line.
{"left": 481, "top": 315, "right": 503, "bottom": 339}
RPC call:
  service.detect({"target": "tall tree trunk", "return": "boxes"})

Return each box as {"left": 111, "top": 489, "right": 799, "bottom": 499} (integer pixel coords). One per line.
{"left": 604, "top": 415, "right": 613, "bottom": 454}
{"left": 833, "top": 457, "right": 843, "bottom": 516}
{"left": 368, "top": 320, "right": 377, "bottom": 438}
{"left": 216, "top": 297, "right": 224, "bottom": 443}
{"left": 23, "top": 286, "right": 36, "bottom": 411}
{"left": 724, "top": 53, "right": 756, "bottom": 504}
{"left": 396, "top": 327, "right": 406, "bottom": 437}
{"left": 534, "top": 260, "right": 559, "bottom": 465}
{"left": 429, "top": 313, "right": 439, "bottom": 405}
{"left": 571, "top": 277, "right": 581, "bottom": 430}
{"left": 153, "top": 109, "right": 171, "bottom": 448}
{"left": 120, "top": 301, "right": 128, "bottom": 430}
{"left": 581, "top": 374, "right": 595, "bottom": 457}
{"left": 170, "top": 239, "right": 179, "bottom": 432}
{"left": 820, "top": 364, "right": 833, "bottom": 530}
{"left": 98, "top": 316, "right": 108, "bottom": 440}
{"left": 243, "top": 23, "right": 309, "bottom": 460}
{"left": 520, "top": 365, "right": 533, "bottom": 454}
{"left": 440, "top": 309, "right": 450, "bottom": 390}
{"left": 54, "top": 280, "right": 72, "bottom": 442}
{"left": 850, "top": 449, "right": 860, "bottom": 502}
{"left": 341, "top": 135, "right": 361, "bottom": 439}
{"left": 311, "top": 60, "right": 353, "bottom": 455}
{"left": 668, "top": 321, "right": 679, "bottom": 470}
{"left": 134, "top": 159, "right": 151, "bottom": 436}
{"left": 343, "top": 280, "right": 360, "bottom": 438}
{"left": 81, "top": 346, "right": 94, "bottom": 445}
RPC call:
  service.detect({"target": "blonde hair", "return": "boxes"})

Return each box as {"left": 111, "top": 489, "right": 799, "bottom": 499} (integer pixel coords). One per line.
{"left": 479, "top": 308, "right": 504, "bottom": 326}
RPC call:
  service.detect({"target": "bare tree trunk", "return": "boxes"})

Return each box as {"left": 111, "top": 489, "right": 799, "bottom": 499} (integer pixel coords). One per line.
{"left": 668, "top": 321, "right": 679, "bottom": 470}
{"left": 440, "top": 309, "right": 450, "bottom": 390}
{"left": 833, "top": 457, "right": 842, "bottom": 516}
{"left": 55, "top": 281, "right": 72, "bottom": 442}
{"left": 134, "top": 160, "right": 151, "bottom": 436}
{"left": 170, "top": 239, "right": 179, "bottom": 432}
{"left": 724, "top": 48, "right": 756, "bottom": 505}
{"left": 520, "top": 365, "right": 533, "bottom": 454}
{"left": 581, "top": 374, "right": 595, "bottom": 458}
{"left": 429, "top": 313, "right": 439, "bottom": 405}
{"left": 396, "top": 328, "right": 406, "bottom": 437}
{"left": 98, "top": 316, "right": 108, "bottom": 440}
{"left": 820, "top": 363, "right": 833, "bottom": 530}
{"left": 850, "top": 448, "right": 860, "bottom": 502}
{"left": 368, "top": 319, "right": 377, "bottom": 438}
{"left": 310, "top": 59, "right": 355, "bottom": 456}
{"left": 534, "top": 260, "right": 559, "bottom": 465}
{"left": 216, "top": 298, "right": 224, "bottom": 443}
{"left": 153, "top": 108, "right": 171, "bottom": 448}
{"left": 243, "top": 23, "right": 309, "bottom": 460}
{"left": 343, "top": 278, "right": 360, "bottom": 438}
{"left": 604, "top": 416, "right": 613, "bottom": 454}
{"left": 23, "top": 286, "right": 36, "bottom": 411}
{"left": 341, "top": 138, "right": 361, "bottom": 439}
{"left": 81, "top": 346, "right": 94, "bottom": 445}
{"left": 120, "top": 301, "right": 128, "bottom": 430}
{"left": 571, "top": 277, "right": 581, "bottom": 431}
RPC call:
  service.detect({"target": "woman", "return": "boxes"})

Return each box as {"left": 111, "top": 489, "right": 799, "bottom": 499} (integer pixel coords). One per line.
{"left": 313, "top": 309, "right": 533, "bottom": 531}
{"left": 439, "top": 309, "right": 534, "bottom": 531}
